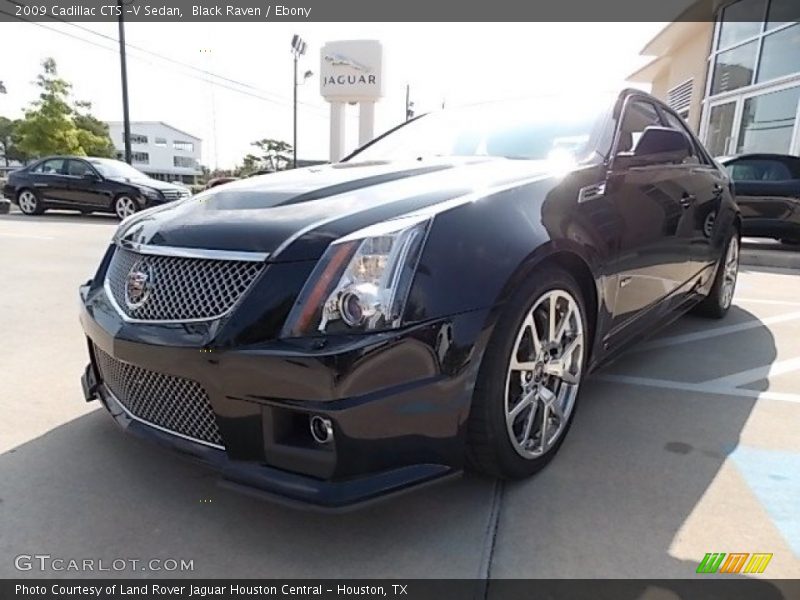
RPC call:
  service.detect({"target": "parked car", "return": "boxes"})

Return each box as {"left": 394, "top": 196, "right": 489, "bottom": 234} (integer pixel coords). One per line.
{"left": 718, "top": 153, "right": 800, "bottom": 245}
{"left": 3, "top": 156, "right": 190, "bottom": 219}
{"left": 203, "top": 176, "right": 238, "bottom": 190}
{"left": 78, "top": 89, "right": 740, "bottom": 509}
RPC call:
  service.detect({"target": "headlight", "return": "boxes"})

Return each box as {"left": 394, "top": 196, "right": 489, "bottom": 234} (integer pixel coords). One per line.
{"left": 282, "top": 214, "right": 431, "bottom": 337}
{"left": 140, "top": 187, "right": 161, "bottom": 200}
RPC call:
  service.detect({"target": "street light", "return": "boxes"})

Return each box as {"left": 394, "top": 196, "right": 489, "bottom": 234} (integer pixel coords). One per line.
{"left": 291, "top": 34, "right": 310, "bottom": 169}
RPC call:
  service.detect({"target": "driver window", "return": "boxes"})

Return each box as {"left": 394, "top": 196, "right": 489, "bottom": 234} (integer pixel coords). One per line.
{"left": 67, "top": 160, "right": 91, "bottom": 177}
{"left": 661, "top": 110, "right": 702, "bottom": 164}
{"left": 617, "top": 100, "right": 661, "bottom": 154}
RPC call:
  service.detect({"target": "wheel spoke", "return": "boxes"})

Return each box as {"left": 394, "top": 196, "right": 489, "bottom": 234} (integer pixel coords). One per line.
{"left": 539, "top": 403, "right": 550, "bottom": 450}
{"left": 521, "top": 401, "right": 538, "bottom": 445}
{"left": 508, "top": 389, "right": 536, "bottom": 422}
{"left": 548, "top": 295, "right": 558, "bottom": 342}
{"left": 553, "top": 303, "right": 571, "bottom": 344}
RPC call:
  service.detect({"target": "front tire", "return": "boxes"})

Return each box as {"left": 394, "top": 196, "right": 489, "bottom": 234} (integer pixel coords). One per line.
{"left": 17, "top": 189, "right": 44, "bottom": 215}
{"left": 695, "top": 234, "right": 740, "bottom": 319}
{"left": 114, "top": 195, "right": 139, "bottom": 220}
{"left": 467, "top": 267, "right": 588, "bottom": 479}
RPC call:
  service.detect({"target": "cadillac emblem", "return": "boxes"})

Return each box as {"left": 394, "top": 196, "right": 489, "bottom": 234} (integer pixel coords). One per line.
{"left": 124, "top": 261, "right": 152, "bottom": 310}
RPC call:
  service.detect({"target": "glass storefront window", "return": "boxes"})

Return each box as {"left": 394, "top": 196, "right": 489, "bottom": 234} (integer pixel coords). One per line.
{"left": 757, "top": 24, "right": 800, "bottom": 83}
{"left": 711, "top": 41, "right": 758, "bottom": 95}
{"left": 706, "top": 103, "right": 737, "bottom": 157}
{"left": 766, "top": 0, "right": 800, "bottom": 29}
{"left": 736, "top": 86, "right": 800, "bottom": 154}
{"left": 717, "top": 0, "right": 766, "bottom": 48}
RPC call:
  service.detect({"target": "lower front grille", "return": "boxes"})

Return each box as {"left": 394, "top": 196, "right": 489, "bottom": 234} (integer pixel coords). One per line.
{"left": 93, "top": 346, "right": 224, "bottom": 448}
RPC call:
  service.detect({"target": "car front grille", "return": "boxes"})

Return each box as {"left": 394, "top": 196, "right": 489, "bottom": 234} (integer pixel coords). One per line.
{"left": 161, "top": 189, "right": 189, "bottom": 201}
{"left": 93, "top": 345, "right": 224, "bottom": 448}
{"left": 105, "top": 246, "right": 265, "bottom": 322}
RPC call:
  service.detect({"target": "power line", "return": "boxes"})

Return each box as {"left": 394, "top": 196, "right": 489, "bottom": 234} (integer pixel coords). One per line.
{"left": 0, "top": 5, "right": 335, "bottom": 117}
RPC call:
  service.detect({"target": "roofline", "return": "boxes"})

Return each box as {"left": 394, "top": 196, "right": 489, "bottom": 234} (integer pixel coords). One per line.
{"left": 105, "top": 120, "right": 201, "bottom": 141}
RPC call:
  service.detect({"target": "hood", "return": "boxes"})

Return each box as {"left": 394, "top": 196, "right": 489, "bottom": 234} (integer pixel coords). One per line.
{"left": 117, "top": 157, "right": 553, "bottom": 261}
{"left": 109, "top": 176, "right": 186, "bottom": 191}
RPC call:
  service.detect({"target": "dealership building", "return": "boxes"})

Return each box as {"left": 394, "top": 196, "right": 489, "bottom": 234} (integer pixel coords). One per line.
{"left": 106, "top": 121, "right": 202, "bottom": 183}
{"left": 628, "top": 0, "right": 800, "bottom": 157}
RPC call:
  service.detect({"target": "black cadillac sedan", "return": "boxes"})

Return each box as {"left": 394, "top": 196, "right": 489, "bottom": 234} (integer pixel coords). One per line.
{"left": 79, "top": 89, "right": 740, "bottom": 509}
{"left": 4, "top": 156, "right": 190, "bottom": 219}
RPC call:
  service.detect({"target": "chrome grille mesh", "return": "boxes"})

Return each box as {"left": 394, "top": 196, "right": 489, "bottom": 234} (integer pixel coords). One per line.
{"left": 94, "top": 345, "right": 224, "bottom": 448}
{"left": 106, "top": 247, "right": 264, "bottom": 321}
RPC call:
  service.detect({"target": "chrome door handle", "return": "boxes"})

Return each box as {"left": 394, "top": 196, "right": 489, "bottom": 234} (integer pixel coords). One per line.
{"left": 680, "top": 194, "right": 696, "bottom": 208}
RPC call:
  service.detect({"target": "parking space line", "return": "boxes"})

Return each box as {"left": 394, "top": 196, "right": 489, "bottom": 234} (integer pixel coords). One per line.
{"left": 704, "top": 356, "right": 800, "bottom": 388}
{"left": 592, "top": 374, "right": 800, "bottom": 405}
{"left": 736, "top": 298, "right": 800, "bottom": 307}
{"left": 637, "top": 311, "right": 800, "bottom": 351}
{"left": 0, "top": 232, "right": 55, "bottom": 240}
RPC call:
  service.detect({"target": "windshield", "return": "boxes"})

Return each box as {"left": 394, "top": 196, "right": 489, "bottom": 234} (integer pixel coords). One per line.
{"left": 349, "top": 95, "right": 613, "bottom": 164}
{"left": 89, "top": 158, "right": 147, "bottom": 179}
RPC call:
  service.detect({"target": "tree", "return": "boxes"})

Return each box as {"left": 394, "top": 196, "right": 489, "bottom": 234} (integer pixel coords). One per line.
{"left": 73, "top": 101, "right": 116, "bottom": 158}
{"left": 252, "top": 138, "right": 293, "bottom": 172}
{"left": 15, "top": 58, "right": 83, "bottom": 157}
{"left": 0, "top": 117, "right": 28, "bottom": 166}
{"left": 15, "top": 58, "right": 115, "bottom": 159}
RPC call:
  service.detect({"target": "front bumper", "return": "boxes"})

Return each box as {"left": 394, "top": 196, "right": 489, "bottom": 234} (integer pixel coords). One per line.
{"left": 79, "top": 281, "right": 489, "bottom": 510}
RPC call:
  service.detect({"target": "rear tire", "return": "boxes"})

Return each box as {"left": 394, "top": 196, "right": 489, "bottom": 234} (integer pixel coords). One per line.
{"left": 466, "top": 267, "right": 588, "bottom": 479}
{"left": 17, "top": 189, "right": 44, "bottom": 215}
{"left": 695, "top": 234, "right": 740, "bottom": 319}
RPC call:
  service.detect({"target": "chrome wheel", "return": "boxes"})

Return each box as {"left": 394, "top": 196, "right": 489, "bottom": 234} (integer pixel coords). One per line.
{"left": 505, "top": 289, "right": 585, "bottom": 459}
{"left": 115, "top": 196, "right": 137, "bottom": 219}
{"left": 720, "top": 237, "right": 739, "bottom": 310}
{"left": 18, "top": 190, "right": 38, "bottom": 214}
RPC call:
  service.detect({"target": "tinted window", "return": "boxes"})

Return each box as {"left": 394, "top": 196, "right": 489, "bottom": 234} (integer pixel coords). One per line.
{"left": 661, "top": 110, "right": 703, "bottom": 164}
{"left": 66, "top": 160, "right": 92, "bottom": 177}
{"left": 617, "top": 99, "right": 662, "bottom": 153}
{"left": 726, "top": 159, "right": 792, "bottom": 181}
{"left": 33, "top": 159, "right": 66, "bottom": 174}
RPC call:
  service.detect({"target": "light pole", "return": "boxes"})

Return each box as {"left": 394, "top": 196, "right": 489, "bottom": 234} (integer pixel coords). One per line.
{"left": 291, "top": 34, "right": 309, "bottom": 169}
{"left": 118, "top": 0, "right": 132, "bottom": 164}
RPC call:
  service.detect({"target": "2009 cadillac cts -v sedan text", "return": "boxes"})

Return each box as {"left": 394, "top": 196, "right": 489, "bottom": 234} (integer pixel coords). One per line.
{"left": 79, "top": 89, "right": 741, "bottom": 509}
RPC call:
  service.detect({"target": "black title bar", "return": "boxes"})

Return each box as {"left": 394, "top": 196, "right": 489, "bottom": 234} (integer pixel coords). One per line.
{"left": 0, "top": 0, "right": 758, "bottom": 23}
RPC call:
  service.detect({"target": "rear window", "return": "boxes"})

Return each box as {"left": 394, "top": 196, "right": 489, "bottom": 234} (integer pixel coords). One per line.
{"left": 726, "top": 158, "right": 793, "bottom": 181}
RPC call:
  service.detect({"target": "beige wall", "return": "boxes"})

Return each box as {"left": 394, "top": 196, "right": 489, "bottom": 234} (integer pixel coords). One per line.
{"left": 648, "top": 24, "right": 714, "bottom": 133}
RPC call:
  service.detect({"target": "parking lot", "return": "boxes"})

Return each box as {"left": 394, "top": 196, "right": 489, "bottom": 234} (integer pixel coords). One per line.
{"left": 1, "top": 209, "right": 798, "bottom": 583}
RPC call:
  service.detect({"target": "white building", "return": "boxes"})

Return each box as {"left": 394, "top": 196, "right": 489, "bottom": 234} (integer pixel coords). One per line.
{"left": 106, "top": 121, "right": 202, "bottom": 183}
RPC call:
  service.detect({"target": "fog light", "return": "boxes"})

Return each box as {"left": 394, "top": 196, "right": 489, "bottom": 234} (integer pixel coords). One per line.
{"left": 309, "top": 415, "right": 333, "bottom": 444}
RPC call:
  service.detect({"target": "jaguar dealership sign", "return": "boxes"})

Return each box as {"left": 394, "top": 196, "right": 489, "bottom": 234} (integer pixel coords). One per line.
{"left": 320, "top": 40, "right": 384, "bottom": 161}
{"left": 320, "top": 40, "right": 384, "bottom": 101}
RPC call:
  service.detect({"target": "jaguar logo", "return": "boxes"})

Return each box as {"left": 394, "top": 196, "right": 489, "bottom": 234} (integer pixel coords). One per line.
{"left": 124, "top": 262, "right": 152, "bottom": 309}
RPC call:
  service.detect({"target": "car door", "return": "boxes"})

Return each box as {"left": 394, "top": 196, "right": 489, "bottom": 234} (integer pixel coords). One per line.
{"left": 603, "top": 96, "right": 693, "bottom": 336}
{"left": 29, "top": 158, "right": 70, "bottom": 203}
{"left": 64, "top": 159, "right": 108, "bottom": 208}
{"left": 658, "top": 106, "right": 727, "bottom": 276}
{"left": 726, "top": 157, "right": 800, "bottom": 241}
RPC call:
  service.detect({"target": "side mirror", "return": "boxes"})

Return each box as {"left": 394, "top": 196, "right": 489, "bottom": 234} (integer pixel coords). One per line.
{"left": 83, "top": 172, "right": 101, "bottom": 181}
{"left": 615, "top": 126, "right": 691, "bottom": 169}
